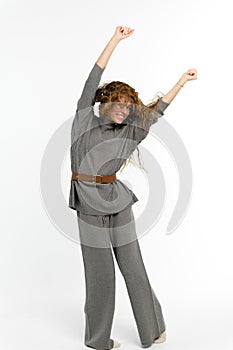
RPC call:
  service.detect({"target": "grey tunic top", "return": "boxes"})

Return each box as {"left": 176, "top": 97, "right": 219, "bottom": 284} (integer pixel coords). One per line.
{"left": 68, "top": 63, "right": 169, "bottom": 215}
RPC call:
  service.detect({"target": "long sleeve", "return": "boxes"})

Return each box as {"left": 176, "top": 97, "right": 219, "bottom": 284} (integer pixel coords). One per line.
{"left": 76, "top": 63, "right": 105, "bottom": 111}
{"left": 156, "top": 98, "right": 170, "bottom": 117}
{"left": 71, "top": 63, "right": 105, "bottom": 144}
{"left": 131, "top": 98, "right": 170, "bottom": 144}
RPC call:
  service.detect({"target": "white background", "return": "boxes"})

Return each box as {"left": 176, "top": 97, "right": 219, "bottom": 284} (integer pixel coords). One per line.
{"left": 1, "top": 0, "right": 233, "bottom": 349}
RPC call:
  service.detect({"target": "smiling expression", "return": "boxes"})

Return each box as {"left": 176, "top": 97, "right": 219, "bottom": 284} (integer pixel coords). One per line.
{"left": 109, "top": 101, "right": 131, "bottom": 124}
{"left": 103, "top": 95, "right": 134, "bottom": 125}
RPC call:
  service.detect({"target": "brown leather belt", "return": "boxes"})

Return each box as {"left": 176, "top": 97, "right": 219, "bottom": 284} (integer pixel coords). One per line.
{"left": 71, "top": 172, "right": 117, "bottom": 183}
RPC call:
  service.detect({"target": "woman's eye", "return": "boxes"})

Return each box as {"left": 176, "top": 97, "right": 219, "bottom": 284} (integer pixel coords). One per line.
{"left": 116, "top": 102, "right": 131, "bottom": 110}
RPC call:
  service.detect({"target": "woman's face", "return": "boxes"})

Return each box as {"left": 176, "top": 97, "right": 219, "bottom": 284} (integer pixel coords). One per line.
{"left": 106, "top": 100, "right": 132, "bottom": 124}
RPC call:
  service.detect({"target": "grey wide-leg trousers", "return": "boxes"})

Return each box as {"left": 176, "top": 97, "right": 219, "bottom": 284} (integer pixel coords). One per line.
{"left": 76, "top": 205, "right": 166, "bottom": 350}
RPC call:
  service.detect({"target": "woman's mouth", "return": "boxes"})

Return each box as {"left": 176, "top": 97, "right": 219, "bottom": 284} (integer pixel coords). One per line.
{"left": 116, "top": 113, "right": 125, "bottom": 119}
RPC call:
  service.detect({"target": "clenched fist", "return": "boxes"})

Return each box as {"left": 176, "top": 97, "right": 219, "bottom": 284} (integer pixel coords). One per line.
{"left": 179, "top": 68, "right": 197, "bottom": 86}
{"left": 113, "top": 26, "right": 135, "bottom": 40}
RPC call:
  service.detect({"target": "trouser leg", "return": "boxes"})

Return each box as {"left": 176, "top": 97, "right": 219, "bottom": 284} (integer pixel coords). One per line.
{"left": 110, "top": 206, "right": 166, "bottom": 348}
{"left": 77, "top": 211, "right": 115, "bottom": 350}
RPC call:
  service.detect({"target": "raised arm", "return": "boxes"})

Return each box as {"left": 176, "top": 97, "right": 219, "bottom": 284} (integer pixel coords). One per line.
{"left": 77, "top": 26, "right": 134, "bottom": 111}
{"left": 96, "top": 26, "right": 134, "bottom": 69}
{"left": 161, "top": 68, "right": 197, "bottom": 104}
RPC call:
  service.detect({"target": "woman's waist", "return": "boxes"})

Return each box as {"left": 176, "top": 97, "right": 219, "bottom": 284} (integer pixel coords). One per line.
{"left": 71, "top": 172, "right": 117, "bottom": 183}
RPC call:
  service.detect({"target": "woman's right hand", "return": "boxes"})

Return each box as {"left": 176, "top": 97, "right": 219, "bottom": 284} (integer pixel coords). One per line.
{"left": 113, "top": 26, "right": 135, "bottom": 41}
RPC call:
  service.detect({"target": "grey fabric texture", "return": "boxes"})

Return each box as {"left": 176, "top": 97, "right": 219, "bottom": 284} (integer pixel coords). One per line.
{"left": 68, "top": 63, "right": 170, "bottom": 215}
{"left": 77, "top": 205, "right": 166, "bottom": 349}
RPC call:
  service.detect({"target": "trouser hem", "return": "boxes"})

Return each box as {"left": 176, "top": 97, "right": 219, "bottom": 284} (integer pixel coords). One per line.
{"left": 85, "top": 338, "right": 114, "bottom": 350}
{"left": 140, "top": 328, "right": 166, "bottom": 348}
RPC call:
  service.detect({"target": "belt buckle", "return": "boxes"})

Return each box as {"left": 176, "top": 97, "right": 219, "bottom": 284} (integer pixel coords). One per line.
{"left": 95, "top": 175, "right": 102, "bottom": 183}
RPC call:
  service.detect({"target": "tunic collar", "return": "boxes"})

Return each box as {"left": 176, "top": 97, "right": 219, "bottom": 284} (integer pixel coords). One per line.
{"left": 98, "top": 114, "right": 134, "bottom": 127}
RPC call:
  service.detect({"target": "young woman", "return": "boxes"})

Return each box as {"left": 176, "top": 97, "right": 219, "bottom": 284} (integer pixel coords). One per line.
{"left": 69, "top": 26, "right": 197, "bottom": 350}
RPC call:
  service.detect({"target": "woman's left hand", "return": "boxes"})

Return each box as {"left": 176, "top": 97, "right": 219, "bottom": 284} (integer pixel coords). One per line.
{"left": 184, "top": 68, "right": 197, "bottom": 81}
{"left": 179, "top": 68, "right": 197, "bottom": 86}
